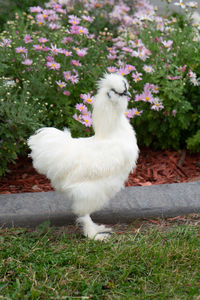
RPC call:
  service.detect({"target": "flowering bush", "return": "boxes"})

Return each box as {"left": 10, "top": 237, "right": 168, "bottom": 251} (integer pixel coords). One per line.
{"left": 0, "top": 77, "right": 45, "bottom": 176}
{"left": 0, "top": 0, "right": 200, "bottom": 176}
{"left": 0, "top": 0, "right": 47, "bottom": 31}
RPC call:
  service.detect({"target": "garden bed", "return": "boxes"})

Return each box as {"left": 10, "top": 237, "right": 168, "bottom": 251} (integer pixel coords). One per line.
{"left": 0, "top": 149, "right": 200, "bottom": 194}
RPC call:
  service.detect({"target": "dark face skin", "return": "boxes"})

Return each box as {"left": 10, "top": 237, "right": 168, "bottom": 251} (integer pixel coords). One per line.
{"left": 107, "top": 80, "right": 130, "bottom": 98}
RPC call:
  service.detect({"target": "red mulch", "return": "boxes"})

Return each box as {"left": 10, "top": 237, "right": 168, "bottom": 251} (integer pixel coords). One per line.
{"left": 0, "top": 149, "right": 200, "bottom": 194}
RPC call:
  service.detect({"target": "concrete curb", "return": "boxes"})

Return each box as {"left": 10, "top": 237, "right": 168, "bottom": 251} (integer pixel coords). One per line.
{"left": 0, "top": 182, "right": 200, "bottom": 227}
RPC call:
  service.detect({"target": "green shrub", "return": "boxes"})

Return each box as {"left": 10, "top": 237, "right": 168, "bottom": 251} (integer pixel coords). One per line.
{"left": 0, "top": 0, "right": 48, "bottom": 31}
{"left": 0, "top": 77, "right": 45, "bottom": 176}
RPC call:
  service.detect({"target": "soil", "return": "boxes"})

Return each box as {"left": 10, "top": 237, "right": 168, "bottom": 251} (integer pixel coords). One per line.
{"left": 0, "top": 149, "right": 200, "bottom": 194}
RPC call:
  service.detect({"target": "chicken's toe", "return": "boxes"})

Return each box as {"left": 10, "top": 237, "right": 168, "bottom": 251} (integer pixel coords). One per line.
{"left": 94, "top": 232, "right": 112, "bottom": 241}
{"left": 94, "top": 224, "right": 112, "bottom": 233}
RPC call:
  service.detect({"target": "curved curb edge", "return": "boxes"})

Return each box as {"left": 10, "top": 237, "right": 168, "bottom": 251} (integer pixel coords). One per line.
{"left": 0, "top": 181, "right": 200, "bottom": 227}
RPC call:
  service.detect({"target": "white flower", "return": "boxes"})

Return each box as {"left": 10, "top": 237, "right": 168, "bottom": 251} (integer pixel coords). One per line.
{"left": 3, "top": 80, "right": 16, "bottom": 87}
{"left": 190, "top": 77, "right": 200, "bottom": 86}
{"left": 174, "top": 0, "right": 186, "bottom": 9}
{"left": 188, "top": 70, "right": 197, "bottom": 79}
{"left": 151, "top": 98, "right": 164, "bottom": 111}
{"left": 143, "top": 65, "right": 154, "bottom": 73}
{"left": 186, "top": 1, "right": 198, "bottom": 8}
{"left": 161, "top": 39, "right": 173, "bottom": 51}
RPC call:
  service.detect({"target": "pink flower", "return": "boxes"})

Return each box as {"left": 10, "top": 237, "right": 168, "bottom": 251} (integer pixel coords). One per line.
{"left": 24, "top": 34, "right": 33, "bottom": 44}
{"left": 75, "top": 103, "right": 88, "bottom": 113}
{"left": 56, "top": 8, "right": 66, "bottom": 15}
{"left": 126, "top": 64, "right": 136, "bottom": 72}
{"left": 146, "top": 84, "right": 159, "bottom": 94}
{"left": 138, "top": 49, "right": 151, "bottom": 61}
{"left": 107, "top": 66, "right": 117, "bottom": 73}
{"left": 73, "top": 113, "right": 82, "bottom": 122}
{"left": 48, "top": 12, "right": 59, "bottom": 22}
{"left": 33, "top": 44, "right": 43, "bottom": 51}
{"left": 78, "top": 26, "right": 89, "bottom": 35}
{"left": 125, "top": 108, "right": 143, "bottom": 118}
{"left": 172, "top": 109, "right": 177, "bottom": 117}
{"left": 131, "top": 39, "right": 144, "bottom": 48}
{"left": 48, "top": 23, "right": 61, "bottom": 30}
{"left": 81, "top": 93, "right": 94, "bottom": 104}
{"left": 42, "top": 46, "right": 50, "bottom": 52}
{"left": 71, "top": 60, "right": 82, "bottom": 67}
{"left": 63, "top": 71, "right": 79, "bottom": 84}
{"left": 132, "top": 49, "right": 150, "bottom": 61}
{"left": 50, "top": 44, "right": 63, "bottom": 55}
{"left": 177, "top": 65, "right": 186, "bottom": 73}
{"left": 70, "top": 75, "right": 79, "bottom": 84}
{"left": 63, "top": 71, "right": 72, "bottom": 81}
{"left": 82, "top": 15, "right": 94, "bottom": 22}
{"left": 52, "top": 3, "right": 62, "bottom": 10}
{"left": 131, "top": 108, "right": 143, "bottom": 117}
{"left": 122, "top": 47, "right": 133, "bottom": 53}
{"left": 0, "top": 39, "right": 11, "bottom": 47}
{"left": 70, "top": 25, "right": 89, "bottom": 35}
{"left": 22, "top": 58, "right": 33, "bottom": 66}
{"left": 107, "top": 48, "right": 117, "bottom": 60}
{"left": 132, "top": 72, "right": 142, "bottom": 83}
{"left": 16, "top": 46, "right": 27, "bottom": 54}
{"left": 63, "top": 90, "right": 70, "bottom": 96}
{"left": 29, "top": 6, "right": 42, "bottom": 13}
{"left": 107, "top": 53, "right": 117, "bottom": 60}
{"left": 36, "top": 14, "right": 47, "bottom": 22}
{"left": 87, "top": 33, "right": 95, "bottom": 39}
{"left": 82, "top": 114, "right": 92, "bottom": 127}
{"left": 140, "top": 90, "right": 154, "bottom": 103}
{"left": 134, "top": 94, "right": 143, "bottom": 102}
{"left": 45, "top": 56, "right": 54, "bottom": 62}
{"left": 38, "top": 37, "right": 49, "bottom": 43}
{"left": 56, "top": 80, "right": 66, "bottom": 88}
{"left": 161, "top": 40, "right": 173, "bottom": 51}
{"left": 62, "top": 50, "right": 72, "bottom": 57}
{"left": 68, "top": 15, "right": 81, "bottom": 25}
{"left": 61, "top": 37, "right": 73, "bottom": 44}
{"left": 75, "top": 48, "right": 88, "bottom": 57}
{"left": 46, "top": 61, "right": 60, "bottom": 70}
{"left": 125, "top": 109, "right": 133, "bottom": 118}
{"left": 107, "top": 47, "right": 117, "bottom": 55}
{"left": 156, "top": 22, "right": 164, "bottom": 32}
{"left": 168, "top": 76, "right": 181, "bottom": 80}
{"left": 118, "top": 67, "right": 130, "bottom": 76}
{"left": 73, "top": 112, "right": 92, "bottom": 127}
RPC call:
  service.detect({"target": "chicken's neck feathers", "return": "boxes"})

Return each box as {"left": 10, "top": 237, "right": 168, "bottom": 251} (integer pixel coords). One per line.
{"left": 92, "top": 92, "right": 130, "bottom": 139}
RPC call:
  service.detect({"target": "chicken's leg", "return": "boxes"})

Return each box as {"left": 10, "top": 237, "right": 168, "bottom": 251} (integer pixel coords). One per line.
{"left": 77, "top": 214, "right": 112, "bottom": 241}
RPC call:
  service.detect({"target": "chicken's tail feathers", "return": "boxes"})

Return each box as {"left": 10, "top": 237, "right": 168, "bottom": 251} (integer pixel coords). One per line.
{"left": 27, "top": 127, "right": 73, "bottom": 180}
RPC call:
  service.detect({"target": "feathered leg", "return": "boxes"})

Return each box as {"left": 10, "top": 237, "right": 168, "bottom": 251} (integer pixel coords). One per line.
{"left": 77, "top": 214, "right": 112, "bottom": 241}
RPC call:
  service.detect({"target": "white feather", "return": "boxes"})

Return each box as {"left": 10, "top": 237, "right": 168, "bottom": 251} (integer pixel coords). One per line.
{"left": 28, "top": 73, "right": 139, "bottom": 236}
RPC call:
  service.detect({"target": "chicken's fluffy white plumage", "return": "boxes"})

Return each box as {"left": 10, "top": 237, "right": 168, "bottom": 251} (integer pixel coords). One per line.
{"left": 28, "top": 73, "right": 139, "bottom": 240}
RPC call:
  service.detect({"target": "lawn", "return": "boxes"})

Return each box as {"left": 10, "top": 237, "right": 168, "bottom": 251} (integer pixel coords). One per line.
{"left": 1, "top": 216, "right": 200, "bottom": 299}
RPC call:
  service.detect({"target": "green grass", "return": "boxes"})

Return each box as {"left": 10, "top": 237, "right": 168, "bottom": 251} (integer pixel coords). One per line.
{"left": 0, "top": 222, "right": 200, "bottom": 299}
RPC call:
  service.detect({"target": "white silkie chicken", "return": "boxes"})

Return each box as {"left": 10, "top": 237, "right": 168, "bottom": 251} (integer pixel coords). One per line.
{"left": 28, "top": 73, "right": 139, "bottom": 240}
